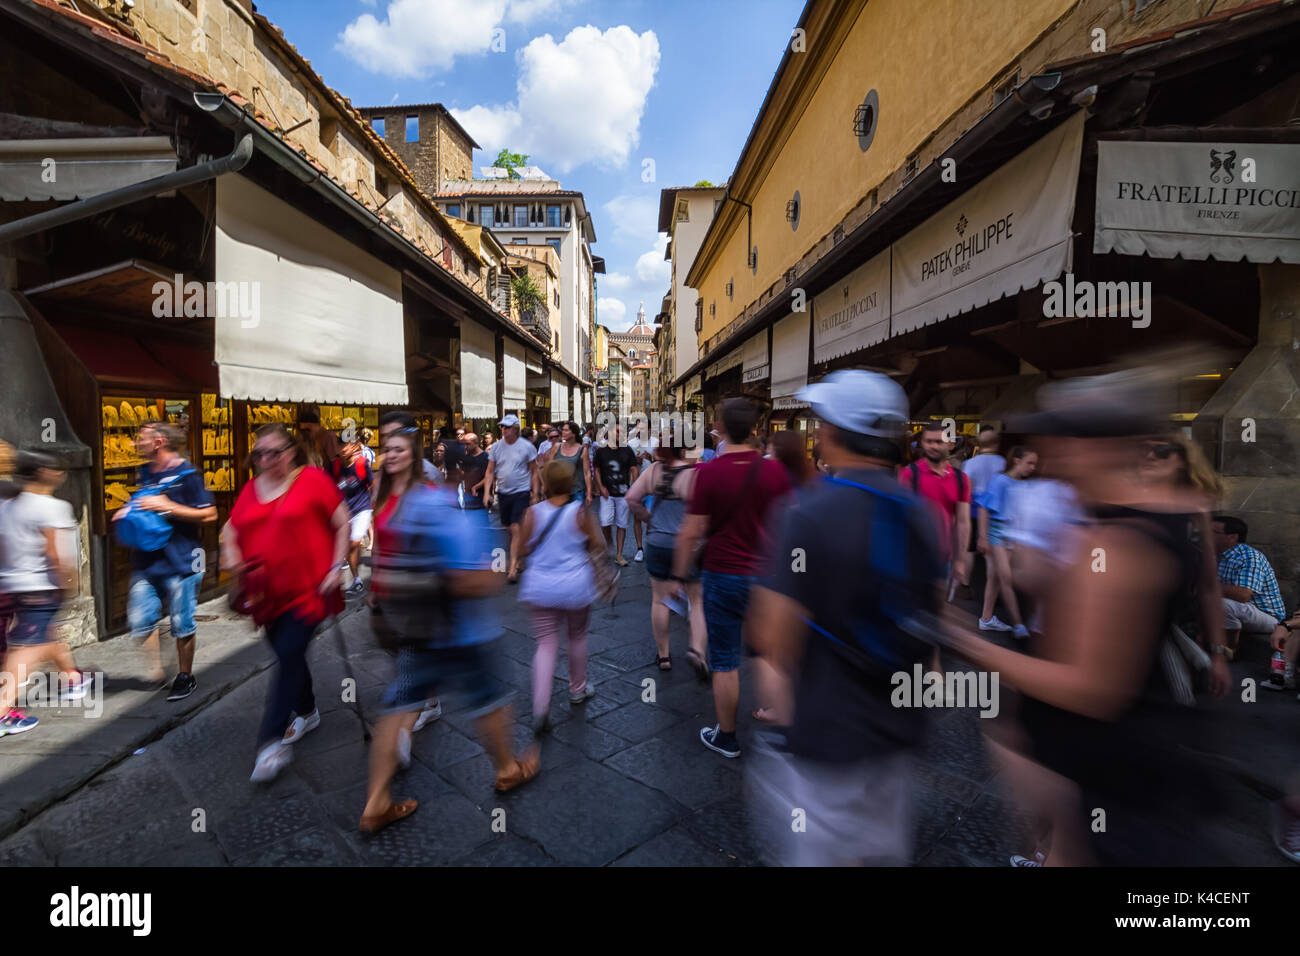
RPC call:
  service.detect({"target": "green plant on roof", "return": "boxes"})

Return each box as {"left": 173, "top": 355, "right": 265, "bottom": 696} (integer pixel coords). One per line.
{"left": 511, "top": 271, "right": 544, "bottom": 317}
{"left": 694, "top": 180, "right": 715, "bottom": 187}
{"left": 496, "top": 148, "right": 530, "bottom": 179}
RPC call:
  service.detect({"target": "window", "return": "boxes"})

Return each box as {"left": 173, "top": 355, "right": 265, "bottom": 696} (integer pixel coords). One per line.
{"left": 514, "top": 205, "right": 528, "bottom": 227}
{"left": 446, "top": 204, "right": 461, "bottom": 219}
{"left": 547, "top": 238, "right": 561, "bottom": 257}
{"left": 371, "top": 117, "right": 385, "bottom": 137}
{"left": 547, "top": 205, "right": 562, "bottom": 227}
{"left": 554, "top": 291, "right": 560, "bottom": 308}
{"left": 375, "top": 173, "right": 389, "bottom": 196}
{"left": 405, "top": 116, "right": 418, "bottom": 142}
{"left": 480, "top": 204, "right": 495, "bottom": 228}
{"left": 675, "top": 199, "right": 689, "bottom": 222}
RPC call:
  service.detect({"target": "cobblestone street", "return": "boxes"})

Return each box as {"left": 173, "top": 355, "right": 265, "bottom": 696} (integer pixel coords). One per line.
{"left": 0, "top": 555, "right": 1291, "bottom": 867}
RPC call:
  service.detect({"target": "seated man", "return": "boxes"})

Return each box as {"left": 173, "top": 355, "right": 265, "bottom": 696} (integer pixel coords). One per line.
{"left": 1212, "top": 514, "right": 1286, "bottom": 658}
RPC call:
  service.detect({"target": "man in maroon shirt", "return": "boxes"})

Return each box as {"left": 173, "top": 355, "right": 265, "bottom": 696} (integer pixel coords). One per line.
{"left": 901, "top": 421, "right": 971, "bottom": 597}
{"left": 671, "top": 398, "right": 792, "bottom": 758}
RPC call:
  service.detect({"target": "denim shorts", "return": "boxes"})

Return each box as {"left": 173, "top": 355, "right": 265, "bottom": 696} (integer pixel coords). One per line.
{"left": 987, "top": 516, "right": 1011, "bottom": 548}
{"left": 498, "top": 491, "right": 531, "bottom": 527}
{"left": 701, "top": 570, "right": 754, "bottom": 673}
{"left": 127, "top": 570, "right": 202, "bottom": 640}
{"left": 644, "top": 543, "right": 698, "bottom": 583}
{"left": 380, "top": 640, "right": 511, "bottom": 718}
{"left": 7, "top": 597, "right": 62, "bottom": 647}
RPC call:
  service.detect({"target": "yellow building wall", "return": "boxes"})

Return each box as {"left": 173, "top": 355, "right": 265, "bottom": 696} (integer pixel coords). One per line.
{"left": 694, "top": 0, "right": 1075, "bottom": 343}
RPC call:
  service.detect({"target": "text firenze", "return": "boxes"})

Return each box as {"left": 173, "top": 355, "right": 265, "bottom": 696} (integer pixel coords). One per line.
{"left": 1115, "top": 182, "right": 1300, "bottom": 212}
{"left": 921, "top": 214, "right": 1014, "bottom": 283}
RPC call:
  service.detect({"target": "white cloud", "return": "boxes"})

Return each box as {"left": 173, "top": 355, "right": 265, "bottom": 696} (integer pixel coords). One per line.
{"left": 601, "top": 271, "right": 632, "bottom": 292}
{"left": 635, "top": 236, "right": 670, "bottom": 285}
{"left": 602, "top": 193, "right": 659, "bottom": 242}
{"left": 597, "top": 297, "right": 626, "bottom": 326}
{"left": 337, "top": 0, "right": 507, "bottom": 78}
{"left": 452, "top": 25, "right": 659, "bottom": 174}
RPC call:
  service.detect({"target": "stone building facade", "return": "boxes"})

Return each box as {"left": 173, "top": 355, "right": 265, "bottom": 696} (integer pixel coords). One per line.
{"left": 357, "top": 104, "right": 478, "bottom": 188}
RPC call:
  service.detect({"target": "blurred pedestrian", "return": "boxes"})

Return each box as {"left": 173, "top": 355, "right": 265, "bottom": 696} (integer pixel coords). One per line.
{"left": 0, "top": 451, "right": 92, "bottom": 736}
{"left": 483, "top": 414, "right": 540, "bottom": 584}
{"left": 518, "top": 460, "right": 605, "bottom": 734}
{"left": 974, "top": 446, "right": 1036, "bottom": 638}
{"left": 901, "top": 421, "right": 972, "bottom": 602}
{"left": 331, "top": 436, "right": 374, "bottom": 597}
{"left": 221, "top": 424, "right": 349, "bottom": 783}
{"left": 593, "top": 425, "right": 639, "bottom": 566}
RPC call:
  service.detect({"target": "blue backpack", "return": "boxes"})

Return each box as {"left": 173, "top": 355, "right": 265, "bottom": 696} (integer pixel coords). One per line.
{"left": 114, "top": 467, "right": 195, "bottom": 553}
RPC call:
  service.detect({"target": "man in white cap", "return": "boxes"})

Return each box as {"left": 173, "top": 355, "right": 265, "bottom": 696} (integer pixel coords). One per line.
{"left": 482, "top": 414, "right": 539, "bottom": 583}
{"left": 746, "top": 369, "right": 944, "bottom": 865}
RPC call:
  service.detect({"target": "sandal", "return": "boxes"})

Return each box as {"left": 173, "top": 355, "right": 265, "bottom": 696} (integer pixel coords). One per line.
{"left": 685, "top": 648, "right": 710, "bottom": 684}
{"left": 656, "top": 656, "right": 672, "bottom": 671}
{"left": 359, "top": 798, "right": 418, "bottom": 833}
{"left": 494, "top": 751, "right": 541, "bottom": 793}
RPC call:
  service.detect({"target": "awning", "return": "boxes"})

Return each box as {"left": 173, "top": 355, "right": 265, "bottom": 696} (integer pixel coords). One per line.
{"left": 214, "top": 174, "right": 408, "bottom": 404}
{"left": 551, "top": 376, "right": 570, "bottom": 422}
{"left": 813, "top": 247, "right": 890, "bottom": 362}
{"left": 0, "top": 137, "right": 176, "bottom": 201}
{"left": 502, "top": 338, "right": 527, "bottom": 410}
{"left": 770, "top": 311, "right": 810, "bottom": 408}
{"left": 459, "top": 319, "right": 498, "bottom": 419}
{"left": 706, "top": 347, "right": 743, "bottom": 380}
{"left": 891, "top": 110, "right": 1084, "bottom": 336}
{"left": 1094, "top": 139, "right": 1300, "bottom": 263}
{"left": 583, "top": 389, "right": 592, "bottom": 423}
{"left": 525, "top": 350, "right": 544, "bottom": 375}
{"left": 741, "top": 331, "right": 769, "bottom": 383}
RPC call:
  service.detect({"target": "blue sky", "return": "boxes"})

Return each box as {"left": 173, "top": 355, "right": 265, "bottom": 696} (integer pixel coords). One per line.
{"left": 258, "top": 0, "right": 806, "bottom": 331}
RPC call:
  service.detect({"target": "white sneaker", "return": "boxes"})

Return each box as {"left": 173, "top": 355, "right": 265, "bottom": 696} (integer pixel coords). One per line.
{"left": 634, "top": 549, "right": 644, "bottom": 563}
{"left": 979, "top": 616, "right": 1013, "bottom": 632}
{"left": 1012, "top": 625, "right": 1030, "bottom": 640}
{"left": 250, "top": 741, "right": 292, "bottom": 783}
{"left": 282, "top": 709, "right": 320, "bottom": 743}
{"left": 569, "top": 683, "right": 596, "bottom": 705}
{"left": 1010, "top": 853, "right": 1045, "bottom": 867}
{"left": 412, "top": 700, "right": 442, "bottom": 732}
{"left": 397, "top": 728, "right": 412, "bottom": 769}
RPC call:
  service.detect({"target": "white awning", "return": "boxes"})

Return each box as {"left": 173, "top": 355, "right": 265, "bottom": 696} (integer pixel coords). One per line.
{"left": 741, "top": 331, "right": 769, "bottom": 383}
{"left": 706, "top": 347, "right": 743, "bottom": 380}
{"left": 525, "top": 350, "right": 544, "bottom": 374}
{"left": 584, "top": 389, "right": 592, "bottom": 423}
{"left": 214, "top": 174, "right": 407, "bottom": 404}
{"left": 1095, "top": 139, "right": 1300, "bottom": 263}
{"left": 503, "top": 338, "right": 527, "bottom": 410}
{"left": 0, "top": 137, "right": 177, "bottom": 201}
{"left": 770, "top": 311, "right": 809, "bottom": 408}
{"left": 891, "top": 110, "right": 1084, "bottom": 336}
{"left": 459, "top": 319, "right": 498, "bottom": 420}
{"left": 813, "top": 247, "right": 890, "bottom": 362}
{"left": 551, "top": 376, "right": 570, "bottom": 421}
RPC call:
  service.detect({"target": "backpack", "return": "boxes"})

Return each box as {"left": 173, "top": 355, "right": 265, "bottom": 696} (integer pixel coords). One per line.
{"left": 114, "top": 466, "right": 197, "bottom": 553}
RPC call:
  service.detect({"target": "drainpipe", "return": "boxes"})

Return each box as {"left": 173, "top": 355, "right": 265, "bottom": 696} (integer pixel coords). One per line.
{"left": 0, "top": 134, "right": 253, "bottom": 245}
{"left": 720, "top": 186, "right": 754, "bottom": 272}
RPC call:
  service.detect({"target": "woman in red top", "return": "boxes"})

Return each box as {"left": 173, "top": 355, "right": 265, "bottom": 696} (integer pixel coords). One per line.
{"left": 221, "top": 424, "right": 349, "bottom": 784}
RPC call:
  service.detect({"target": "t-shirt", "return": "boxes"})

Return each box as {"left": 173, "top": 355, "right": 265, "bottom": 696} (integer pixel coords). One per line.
{"left": 330, "top": 455, "right": 373, "bottom": 516}
{"left": 0, "top": 491, "right": 76, "bottom": 593}
{"left": 488, "top": 436, "right": 537, "bottom": 495}
{"left": 689, "top": 450, "right": 792, "bottom": 575}
{"left": 974, "top": 472, "right": 1018, "bottom": 521}
{"left": 461, "top": 451, "right": 489, "bottom": 510}
{"left": 132, "top": 459, "right": 214, "bottom": 577}
{"left": 761, "top": 468, "right": 942, "bottom": 763}
{"left": 228, "top": 467, "right": 344, "bottom": 626}
{"left": 594, "top": 445, "right": 638, "bottom": 497}
{"left": 962, "top": 453, "right": 1005, "bottom": 514}
{"left": 900, "top": 460, "right": 970, "bottom": 564}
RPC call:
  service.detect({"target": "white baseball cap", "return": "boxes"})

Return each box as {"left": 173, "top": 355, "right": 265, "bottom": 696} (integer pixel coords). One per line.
{"left": 499, "top": 413, "right": 521, "bottom": 427}
{"left": 796, "top": 369, "right": 909, "bottom": 438}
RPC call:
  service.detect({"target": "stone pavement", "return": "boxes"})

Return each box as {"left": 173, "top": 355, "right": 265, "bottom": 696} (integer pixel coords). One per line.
{"left": 0, "top": 553, "right": 1293, "bottom": 866}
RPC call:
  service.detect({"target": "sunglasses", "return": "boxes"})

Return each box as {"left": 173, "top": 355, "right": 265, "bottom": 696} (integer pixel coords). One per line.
{"left": 252, "top": 445, "right": 292, "bottom": 460}
{"left": 1148, "top": 443, "right": 1181, "bottom": 460}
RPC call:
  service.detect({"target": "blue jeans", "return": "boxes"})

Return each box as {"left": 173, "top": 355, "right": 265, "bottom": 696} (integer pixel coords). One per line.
{"left": 127, "top": 570, "right": 202, "bottom": 639}
{"left": 258, "top": 613, "right": 317, "bottom": 748}
{"left": 381, "top": 640, "right": 510, "bottom": 718}
{"left": 701, "top": 570, "right": 754, "bottom": 673}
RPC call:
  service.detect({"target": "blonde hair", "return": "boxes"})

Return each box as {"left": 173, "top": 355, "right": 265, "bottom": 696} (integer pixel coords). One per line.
{"left": 1173, "top": 436, "right": 1223, "bottom": 500}
{"left": 543, "top": 459, "right": 574, "bottom": 498}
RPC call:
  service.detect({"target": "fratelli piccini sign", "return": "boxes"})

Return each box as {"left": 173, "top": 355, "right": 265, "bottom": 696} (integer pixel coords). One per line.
{"left": 1095, "top": 140, "right": 1300, "bottom": 263}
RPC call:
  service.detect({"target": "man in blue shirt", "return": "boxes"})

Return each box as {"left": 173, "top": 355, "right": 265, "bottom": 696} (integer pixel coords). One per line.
{"left": 1213, "top": 514, "right": 1286, "bottom": 659}
{"left": 117, "top": 422, "right": 215, "bottom": 701}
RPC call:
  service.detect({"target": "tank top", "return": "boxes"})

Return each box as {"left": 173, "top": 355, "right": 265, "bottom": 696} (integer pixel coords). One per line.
{"left": 645, "top": 462, "right": 692, "bottom": 549}
{"left": 518, "top": 499, "right": 594, "bottom": 610}
{"left": 551, "top": 444, "right": 586, "bottom": 501}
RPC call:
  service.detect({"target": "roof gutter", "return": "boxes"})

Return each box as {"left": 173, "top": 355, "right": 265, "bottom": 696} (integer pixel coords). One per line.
{"left": 191, "top": 92, "right": 545, "bottom": 356}
{"left": 670, "top": 70, "right": 1062, "bottom": 390}
{"left": 0, "top": 133, "right": 253, "bottom": 245}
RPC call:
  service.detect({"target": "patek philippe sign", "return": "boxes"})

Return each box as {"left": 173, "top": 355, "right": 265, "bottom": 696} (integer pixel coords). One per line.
{"left": 1095, "top": 140, "right": 1300, "bottom": 263}
{"left": 892, "top": 110, "right": 1084, "bottom": 336}
{"left": 812, "top": 247, "right": 891, "bottom": 363}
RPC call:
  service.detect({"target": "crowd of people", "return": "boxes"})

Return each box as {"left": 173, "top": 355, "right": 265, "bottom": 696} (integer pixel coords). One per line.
{"left": 1, "top": 369, "right": 1298, "bottom": 866}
